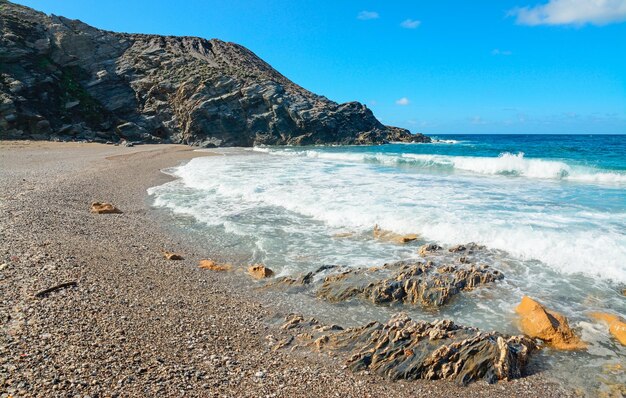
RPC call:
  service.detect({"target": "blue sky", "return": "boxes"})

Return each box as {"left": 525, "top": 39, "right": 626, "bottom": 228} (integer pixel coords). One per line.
{"left": 13, "top": 0, "right": 626, "bottom": 134}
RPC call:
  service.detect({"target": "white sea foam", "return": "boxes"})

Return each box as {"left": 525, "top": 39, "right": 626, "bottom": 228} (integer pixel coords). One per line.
{"left": 252, "top": 147, "right": 626, "bottom": 184}
{"left": 150, "top": 151, "right": 626, "bottom": 283}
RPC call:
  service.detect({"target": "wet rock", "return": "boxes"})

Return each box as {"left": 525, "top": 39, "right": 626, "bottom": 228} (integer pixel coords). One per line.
{"left": 161, "top": 250, "right": 183, "bottom": 261}
{"left": 248, "top": 264, "right": 274, "bottom": 279}
{"left": 269, "top": 264, "right": 337, "bottom": 288}
{"left": 448, "top": 243, "right": 485, "bottom": 253}
{"left": 198, "top": 259, "right": 231, "bottom": 271}
{"left": 281, "top": 314, "right": 319, "bottom": 331}
{"left": 373, "top": 225, "right": 418, "bottom": 244}
{"left": 90, "top": 202, "right": 122, "bottom": 214}
{"left": 590, "top": 313, "right": 626, "bottom": 346}
{"left": 418, "top": 243, "right": 443, "bottom": 256}
{"left": 281, "top": 313, "right": 535, "bottom": 385}
{"left": 515, "top": 296, "right": 586, "bottom": 350}
{"left": 598, "top": 363, "right": 626, "bottom": 398}
{"left": 315, "top": 260, "right": 503, "bottom": 308}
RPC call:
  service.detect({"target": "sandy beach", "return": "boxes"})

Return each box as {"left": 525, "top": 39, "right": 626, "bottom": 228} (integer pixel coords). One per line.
{"left": 0, "top": 141, "right": 576, "bottom": 397}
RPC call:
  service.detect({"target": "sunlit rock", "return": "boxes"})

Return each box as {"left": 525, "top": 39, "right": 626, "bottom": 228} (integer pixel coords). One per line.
{"left": 373, "top": 224, "right": 419, "bottom": 244}
{"left": 198, "top": 259, "right": 231, "bottom": 271}
{"left": 515, "top": 296, "right": 586, "bottom": 350}
{"left": 90, "top": 202, "right": 121, "bottom": 214}
{"left": 590, "top": 312, "right": 626, "bottom": 346}
{"left": 248, "top": 264, "right": 274, "bottom": 279}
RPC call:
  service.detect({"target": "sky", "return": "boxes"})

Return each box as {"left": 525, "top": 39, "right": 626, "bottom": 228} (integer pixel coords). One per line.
{"left": 12, "top": 0, "right": 626, "bottom": 134}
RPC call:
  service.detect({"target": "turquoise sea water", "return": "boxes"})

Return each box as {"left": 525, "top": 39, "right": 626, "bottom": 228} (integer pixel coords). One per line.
{"left": 148, "top": 134, "right": 626, "bottom": 394}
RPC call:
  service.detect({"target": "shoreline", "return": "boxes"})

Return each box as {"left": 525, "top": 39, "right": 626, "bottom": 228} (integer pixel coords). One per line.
{"left": 0, "top": 141, "right": 575, "bottom": 397}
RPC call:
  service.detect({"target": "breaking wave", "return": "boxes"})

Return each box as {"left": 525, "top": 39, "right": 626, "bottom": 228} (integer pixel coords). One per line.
{"left": 252, "top": 148, "right": 626, "bottom": 184}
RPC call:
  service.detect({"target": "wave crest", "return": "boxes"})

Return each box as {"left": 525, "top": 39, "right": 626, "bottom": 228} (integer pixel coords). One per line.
{"left": 252, "top": 148, "right": 626, "bottom": 184}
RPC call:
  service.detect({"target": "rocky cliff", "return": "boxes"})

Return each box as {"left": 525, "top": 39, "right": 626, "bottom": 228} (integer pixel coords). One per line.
{"left": 0, "top": 1, "right": 430, "bottom": 146}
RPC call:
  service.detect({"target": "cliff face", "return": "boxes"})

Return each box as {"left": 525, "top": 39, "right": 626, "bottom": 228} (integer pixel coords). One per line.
{"left": 0, "top": 1, "right": 430, "bottom": 146}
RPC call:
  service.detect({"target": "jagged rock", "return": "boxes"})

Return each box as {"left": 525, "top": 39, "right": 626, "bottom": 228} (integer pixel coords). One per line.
{"left": 281, "top": 314, "right": 319, "bottom": 330}
{"left": 515, "top": 296, "right": 586, "bottom": 350}
{"left": 248, "top": 264, "right": 274, "bottom": 279}
{"left": 590, "top": 312, "right": 626, "bottom": 346}
{"left": 373, "top": 225, "right": 419, "bottom": 244}
{"left": 269, "top": 264, "right": 337, "bottom": 289}
{"left": 198, "top": 259, "right": 231, "bottom": 271}
{"left": 161, "top": 250, "right": 183, "bottom": 260}
{"left": 315, "top": 260, "right": 503, "bottom": 307}
{"left": 0, "top": 1, "right": 430, "bottom": 145}
{"left": 418, "top": 243, "right": 443, "bottom": 256}
{"left": 279, "top": 313, "right": 535, "bottom": 385}
{"left": 90, "top": 202, "right": 121, "bottom": 214}
{"left": 449, "top": 243, "right": 485, "bottom": 253}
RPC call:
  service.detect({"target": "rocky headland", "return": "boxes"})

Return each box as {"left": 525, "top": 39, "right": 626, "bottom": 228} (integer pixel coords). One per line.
{"left": 0, "top": 0, "right": 430, "bottom": 146}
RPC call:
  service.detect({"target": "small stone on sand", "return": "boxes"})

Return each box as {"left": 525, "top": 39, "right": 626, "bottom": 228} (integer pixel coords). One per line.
{"left": 90, "top": 202, "right": 122, "bottom": 214}
{"left": 162, "top": 250, "right": 183, "bottom": 260}
{"left": 198, "top": 259, "right": 231, "bottom": 271}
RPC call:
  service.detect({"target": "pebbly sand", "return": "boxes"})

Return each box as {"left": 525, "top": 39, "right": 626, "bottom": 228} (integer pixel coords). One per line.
{"left": 0, "top": 141, "right": 575, "bottom": 397}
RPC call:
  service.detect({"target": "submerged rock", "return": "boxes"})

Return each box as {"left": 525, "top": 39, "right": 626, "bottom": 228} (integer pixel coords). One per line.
{"left": 515, "top": 296, "right": 586, "bottom": 350}
{"left": 278, "top": 313, "right": 535, "bottom": 385}
{"left": 161, "top": 250, "right": 183, "bottom": 260}
{"left": 373, "top": 225, "right": 419, "bottom": 244}
{"left": 248, "top": 264, "right": 274, "bottom": 279}
{"left": 90, "top": 202, "right": 121, "bottom": 214}
{"left": 316, "top": 260, "right": 503, "bottom": 307}
{"left": 590, "top": 312, "right": 626, "bottom": 346}
{"left": 198, "top": 259, "right": 232, "bottom": 271}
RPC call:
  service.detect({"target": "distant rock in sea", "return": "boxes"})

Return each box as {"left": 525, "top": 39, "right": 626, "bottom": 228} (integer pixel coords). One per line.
{"left": 0, "top": 1, "right": 430, "bottom": 146}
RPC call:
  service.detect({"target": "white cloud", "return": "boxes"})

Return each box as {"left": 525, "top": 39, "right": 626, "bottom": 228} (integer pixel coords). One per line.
{"left": 511, "top": 0, "right": 626, "bottom": 26}
{"left": 492, "top": 49, "right": 513, "bottom": 55}
{"left": 396, "top": 97, "right": 410, "bottom": 106}
{"left": 357, "top": 10, "right": 379, "bottom": 20}
{"left": 400, "top": 19, "right": 421, "bottom": 29}
{"left": 470, "top": 116, "right": 487, "bottom": 125}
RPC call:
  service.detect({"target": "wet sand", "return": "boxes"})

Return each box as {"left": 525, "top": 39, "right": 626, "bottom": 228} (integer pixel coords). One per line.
{"left": 0, "top": 141, "right": 574, "bottom": 397}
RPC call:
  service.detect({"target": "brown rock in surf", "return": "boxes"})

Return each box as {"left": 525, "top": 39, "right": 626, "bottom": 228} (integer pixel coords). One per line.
{"left": 515, "top": 296, "right": 586, "bottom": 350}
{"left": 248, "top": 264, "right": 274, "bottom": 279}
{"left": 590, "top": 312, "right": 626, "bottom": 346}
{"left": 373, "top": 224, "right": 418, "bottom": 244}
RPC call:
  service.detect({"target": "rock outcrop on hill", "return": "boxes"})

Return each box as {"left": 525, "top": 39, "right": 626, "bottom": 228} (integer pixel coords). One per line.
{"left": 0, "top": 1, "right": 430, "bottom": 146}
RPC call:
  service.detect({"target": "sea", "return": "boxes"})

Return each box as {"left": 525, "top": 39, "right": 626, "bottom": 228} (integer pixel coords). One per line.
{"left": 147, "top": 134, "right": 626, "bottom": 394}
